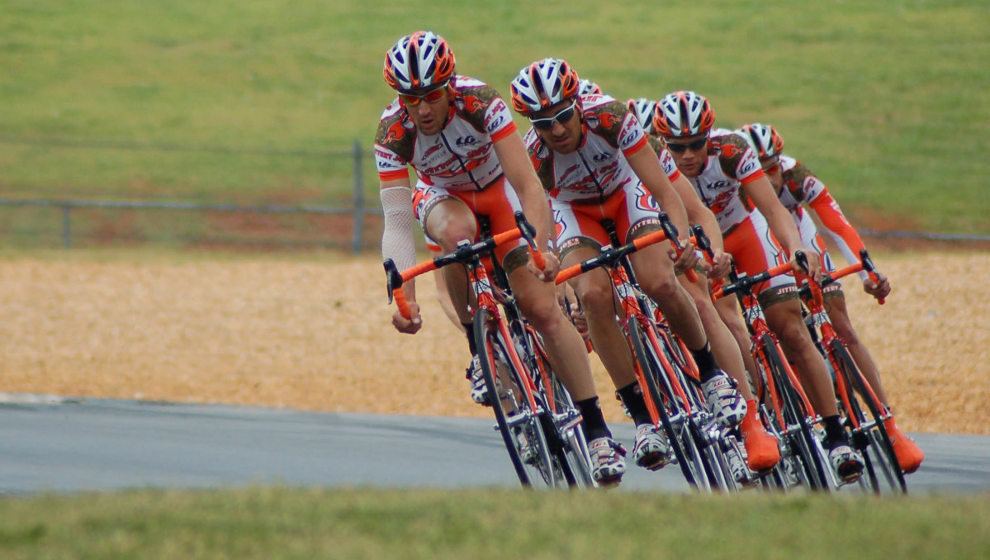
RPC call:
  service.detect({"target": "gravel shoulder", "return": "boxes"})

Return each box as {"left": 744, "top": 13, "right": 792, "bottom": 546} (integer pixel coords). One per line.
{"left": 1, "top": 251, "right": 986, "bottom": 434}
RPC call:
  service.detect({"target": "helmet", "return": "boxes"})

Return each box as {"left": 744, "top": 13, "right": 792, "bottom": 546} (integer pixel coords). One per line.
{"left": 578, "top": 79, "right": 602, "bottom": 96}
{"left": 652, "top": 91, "right": 716, "bottom": 138}
{"left": 383, "top": 31, "right": 456, "bottom": 92}
{"left": 510, "top": 58, "right": 581, "bottom": 116}
{"left": 737, "top": 123, "right": 784, "bottom": 160}
{"left": 627, "top": 98, "right": 657, "bottom": 135}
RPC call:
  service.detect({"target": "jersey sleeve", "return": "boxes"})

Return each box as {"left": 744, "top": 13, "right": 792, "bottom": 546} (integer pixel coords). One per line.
{"left": 374, "top": 103, "right": 413, "bottom": 182}
{"left": 806, "top": 184, "right": 868, "bottom": 279}
{"left": 485, "top": 96, "right": 518, "bottom": 143}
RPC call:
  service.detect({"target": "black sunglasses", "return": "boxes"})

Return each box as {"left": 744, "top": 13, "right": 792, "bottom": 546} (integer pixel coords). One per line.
{"left": 530, "top": 101, "right": 577, "bottom": 130}
{"left": 665, "top": 137, "right": 708, "bottom": 153}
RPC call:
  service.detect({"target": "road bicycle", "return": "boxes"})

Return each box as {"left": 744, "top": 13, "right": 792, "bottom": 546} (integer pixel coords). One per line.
{"left": 385, "top": 212, "right": 594, "bottom": 488}
{"left": 556, "top": 214, "right": 744, "bottom": 492}
{"left": 712, "top": 252, "right": 834, "bottom": 492}
{"left": 798, "top": 249, "right": 907, "bottom": 494}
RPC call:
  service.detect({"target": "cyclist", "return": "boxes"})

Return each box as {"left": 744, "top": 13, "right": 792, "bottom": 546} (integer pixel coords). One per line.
{"left": 625, "top": 97, "right": 781, "bottom": 473}
{"left": 375, "top": 32, "right": 626, "bottom": 485}
{"left": 509, "top": 58, "right": 751, "bottom": 474}
{"left": 736, "top": 122, "right": 924, "bottom": 474}
{"left": 652, "top": 90, "right": 866, "bottom": 483}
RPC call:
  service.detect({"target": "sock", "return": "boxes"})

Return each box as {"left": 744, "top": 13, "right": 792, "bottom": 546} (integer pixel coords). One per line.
{"left": 616, "top": 383, "right": 652, "bottom": 426}
{"left": 689, "top": 341, "right": 719, "bottom": 382}
{"left": 575, "top": 397, "right": 611, "bottom": 440}
{"left": 822, "top": 415, "right": 847, "bottom": 448}
{"left": 463, "top": 323, "right": 477, "bottom": 356}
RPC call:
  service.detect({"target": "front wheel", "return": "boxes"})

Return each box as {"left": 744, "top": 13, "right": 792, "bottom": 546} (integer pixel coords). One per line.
{"left": 474, "top": 308, "right": 560, "bottom": 488}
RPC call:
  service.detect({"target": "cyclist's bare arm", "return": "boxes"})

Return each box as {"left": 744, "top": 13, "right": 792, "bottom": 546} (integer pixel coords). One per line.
{"left": 670, "top": 173, "right": 731, "bottom": 278}
{"left": 493, "top": 132, "right": 558, "bottom": 280}
{"left": 743, "top": 176, "right": 821, "bottom": 277}
{"left": 380, "top": 177, "right": 422, "bottom": 333}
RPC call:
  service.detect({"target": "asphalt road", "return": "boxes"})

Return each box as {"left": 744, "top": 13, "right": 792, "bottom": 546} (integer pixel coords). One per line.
{"left": 1, "top": 395, "right": 986, "bottom": 495}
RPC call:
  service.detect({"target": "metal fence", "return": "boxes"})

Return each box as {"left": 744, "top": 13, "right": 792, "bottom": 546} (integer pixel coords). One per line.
{"left": 0, "top": 139, "right": 383, "bottom": 253}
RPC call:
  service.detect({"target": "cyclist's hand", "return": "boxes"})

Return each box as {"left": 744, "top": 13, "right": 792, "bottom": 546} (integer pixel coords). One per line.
{"left": 864, "top": 272, "right": 892, "bottom": 300}
{"left": 392, "top": 302, "right": 422, "bottom": 334}
{"left": 794, "top": 247, "right": 822, "bottom": 279}
{"left": 568, "top": 301, "right": 591, "bottom": 343}
{"left": 670, "top": 239, "right": 700, "bottom": 274}
{"left": 528, "top": 249, "right": 560, "bottom": 282}
{"left": 709, "top": 248, "right": 732, "bottom": 279}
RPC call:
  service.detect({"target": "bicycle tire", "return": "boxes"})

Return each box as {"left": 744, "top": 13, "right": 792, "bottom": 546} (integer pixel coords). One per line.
{"left": 828, "top": 339, "right": 907, "bottom": 494}
{"left": 521, "top": 327, "right": 596, "bottom": 488}
{"left": 758, "top": 333, "right": 832, "bottom": 491}
{"left": 474, "top": 309, "right": 560, "bottom": 488}
{"left": 627, "top": 315, "right": 721, "bottom": 491}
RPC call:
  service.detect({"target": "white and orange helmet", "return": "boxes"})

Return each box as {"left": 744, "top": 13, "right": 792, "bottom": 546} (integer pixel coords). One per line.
{"left": 627, "top": 98, "right": 658, "bottom": 135}
{"left": 578, "top": 78, "right": 602, "bottom": 96}
{"left": 653, "top": 90, "right": 716, "bottom": 138}
{"left": 383, "top": 31, "right": 456, "bottom": 92}
{"left": 509, "top": 57, "right": 581, "bottom": 116}
{"left": 737, "top": 123, "right": 785, "bottom": 160}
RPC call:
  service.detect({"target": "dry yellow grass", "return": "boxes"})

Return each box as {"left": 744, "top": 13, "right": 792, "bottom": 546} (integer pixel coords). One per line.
{"left": 1, "top": 251, "right": 986, "bottom": 434}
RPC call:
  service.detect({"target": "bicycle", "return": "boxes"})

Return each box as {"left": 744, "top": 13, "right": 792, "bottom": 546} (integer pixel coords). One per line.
{"left": 384, "top": 212, "right": 594, "bottom": 489}
{"left": 555, "top": 213, "right": 744, "bottom": 492}
{"left": 798, "top": 249, "right": 907, "bottom": 494}
{"left": 712, "top": 252, "right": 834, "bottom": 492}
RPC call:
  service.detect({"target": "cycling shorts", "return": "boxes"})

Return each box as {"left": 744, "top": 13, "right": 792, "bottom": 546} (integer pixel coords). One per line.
{"left": 414, "top": 177, "right": 527, "bottom": 267}
{"left": 796, "top": 210, "right": 842, "bottom": 297}
{"left": 552, "top": 183, "right": 661, "bottom": 262}
{"left": 724, "top": 210, "right": 799, "bottom": 308}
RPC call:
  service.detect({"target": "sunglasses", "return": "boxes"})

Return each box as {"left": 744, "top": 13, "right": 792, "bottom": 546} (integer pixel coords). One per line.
{"left": 529, "top": 101, "right": 577, "bottom": 130}
{"left": 399, "top": 83, "right": 448, "bottom": 106}
{"left": 665, "top": 137, "right": 709, "bottom": 153}
{"left": 762, "top": 160, "right": 781, "bottom": 175}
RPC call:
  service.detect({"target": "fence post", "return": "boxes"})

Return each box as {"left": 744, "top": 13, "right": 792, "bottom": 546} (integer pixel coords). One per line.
{"left": 351, "top": 139, "right": 365, "bottom": 254}
{"left": 61, "top": 204, "right": 72, "bottom": 249}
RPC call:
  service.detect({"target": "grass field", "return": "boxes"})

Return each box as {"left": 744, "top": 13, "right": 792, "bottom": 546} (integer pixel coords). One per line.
{"left": 0, "top": 488, "right": 987, "bottom": 559}
{"left": 1, "top": 0, "right": 988, "bottom": 235}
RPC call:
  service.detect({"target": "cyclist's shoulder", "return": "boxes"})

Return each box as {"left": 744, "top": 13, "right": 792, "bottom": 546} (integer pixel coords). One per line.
{"left": 711, "top": 129, "right": 757, "bottom": 176}
{"left": 451, "top": 75, "right": 505, "bottom": 107}
{"left": 781, "top": 155, "right": 817, "bottom": 185}
{"left": 581, "top": 94, "right": 629, "bottom": 132}
{"left": 374, "top": 101, "right": 416, "bottom": 156}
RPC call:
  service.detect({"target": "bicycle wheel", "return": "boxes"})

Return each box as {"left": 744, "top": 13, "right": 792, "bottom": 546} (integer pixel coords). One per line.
{"left": 828, "top": 339, "right": 907, "bottom": 494}
{"left": 474, "top": 309, "right": 560, "bottom": 488}
{"left": 627, "top": 315, "right": 719, "bottom": 491}
{"left": 520, "top": 326, "right": 596, "bottom": 488}
{"left": 758, "top": 334, "right": 832, "bottom": 492}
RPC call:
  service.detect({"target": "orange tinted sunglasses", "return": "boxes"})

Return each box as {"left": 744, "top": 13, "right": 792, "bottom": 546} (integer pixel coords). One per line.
{"left": 399, "top": 84, "right": 448, "bottom": 106}
{"left": 762, "top": 159, "right": 781, "bottom": 175}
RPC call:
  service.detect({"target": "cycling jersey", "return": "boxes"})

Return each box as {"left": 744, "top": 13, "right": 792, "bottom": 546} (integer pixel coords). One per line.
{"left": 777, "top": 155, "right": 868, "bottom": 281}
{"left": 374, "top": 75, "right": 517, "bottom": 191}
{"left": 680, "top": 130, "right": 794, "bottom": 300}
{"left": 685, "top": 130, "right": 764, "bottom": 234}
{"left": 522, "top": 94, "right": 663, "bottom": 251}
{"left": 524, "top": 94, "right": 649, "bottom": 204}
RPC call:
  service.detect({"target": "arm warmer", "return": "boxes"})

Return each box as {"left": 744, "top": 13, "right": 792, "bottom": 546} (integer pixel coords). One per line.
{"left": 380, "top": 186, "right": 418, "bottom": 273}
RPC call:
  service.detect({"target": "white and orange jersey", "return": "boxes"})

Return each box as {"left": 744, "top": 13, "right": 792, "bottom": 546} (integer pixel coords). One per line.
{"left": 684, "top": 131, "right": 765, "bottom": 233}
{"left": 645, "top": 136, "right": 683, "bottom": 182}
{"left": 373, "top": 75, "right": 518, "bottom": 192}
{"left": 778, "top": 155, "right": 868, "bottom": 278}
{"left": 523, "top": 94, "right": 650, "bottom": 203}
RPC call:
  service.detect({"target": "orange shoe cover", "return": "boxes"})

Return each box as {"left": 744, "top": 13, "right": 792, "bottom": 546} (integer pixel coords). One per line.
{"left": 885, "top": 418, "right": 924, "bottom": 474}
{"left": 741, "top": 401, "right": 780, "bottom": 471}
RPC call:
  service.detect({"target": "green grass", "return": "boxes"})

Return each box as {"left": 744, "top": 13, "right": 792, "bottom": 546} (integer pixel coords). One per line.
{"left": 1, "top": 0, "right": 988, "bottom": 239}
{"left": 0, "top": 488, "right": 987, "bottom": 559}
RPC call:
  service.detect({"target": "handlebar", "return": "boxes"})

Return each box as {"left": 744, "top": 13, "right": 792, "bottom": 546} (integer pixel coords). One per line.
{"left": 384, "top": 211, "right": 545, "bottom": 319}
{"left": 816, "top": 248, "right": 886, "bottom": 305}
{"left": 555, "top": 212, "right": 696, "bottom": 284}
{"left": 712, "top": 252, "right": 806, "bottom": 300}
